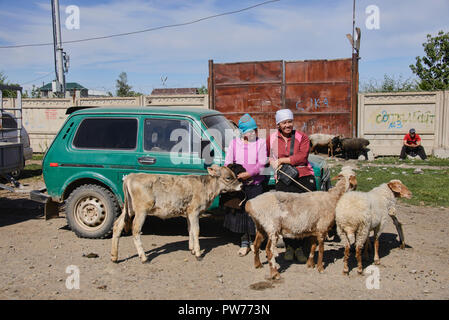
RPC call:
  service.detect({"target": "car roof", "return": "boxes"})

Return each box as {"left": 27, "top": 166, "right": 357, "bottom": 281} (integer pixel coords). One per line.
{"left": 69, "top": 106, "right": 221, "bottom": 119}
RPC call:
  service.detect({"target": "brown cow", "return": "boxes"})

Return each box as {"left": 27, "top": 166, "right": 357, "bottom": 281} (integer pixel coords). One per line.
{"left": 111, "top": 164, "right": 242, "bottom": 263}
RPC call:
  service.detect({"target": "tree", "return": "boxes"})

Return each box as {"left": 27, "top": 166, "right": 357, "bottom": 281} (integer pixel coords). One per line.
{"left": 115, "top": 72, "right": 132, "bottom": 97}
{"left": 410, "top": 30, "right": 449, "bottom": 91}
{"left": 197, "top": 85, "right": 208, "bottom": 94}
{"left": 115, "top": 72, "right": 142, "bottom": 97}
{"left": 360, "top": 74, "right": 419, "bottom": 93}
{"left": 0, "top": 71, "right": 21, "bottom": 98}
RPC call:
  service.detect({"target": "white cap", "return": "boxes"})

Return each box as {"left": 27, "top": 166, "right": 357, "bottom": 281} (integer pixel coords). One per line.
{"left": 275, "top": 109, "right": 294, "bottom": 124}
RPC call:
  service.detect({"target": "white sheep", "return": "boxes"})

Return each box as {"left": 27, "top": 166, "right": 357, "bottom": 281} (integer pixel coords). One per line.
{"left": 245, "top": 167, "right": 357, "bottom": 279}
{"left": 309, "top": 133, "right": 338, "bottom": 157}
{"left": 335, "top": 179, "right": 412, "bottom": 275}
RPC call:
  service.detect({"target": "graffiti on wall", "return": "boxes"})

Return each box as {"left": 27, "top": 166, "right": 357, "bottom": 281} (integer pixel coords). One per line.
{"left": 374, "top": 109, "right": 435, "bottom": 129}
{"left": 296, "top": 97, "right": 329, "bottom": 111}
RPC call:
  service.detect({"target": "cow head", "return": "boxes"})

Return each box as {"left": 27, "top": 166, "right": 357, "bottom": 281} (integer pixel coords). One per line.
{"left": 207, "top": 164, "right": 242, "bottom": 192}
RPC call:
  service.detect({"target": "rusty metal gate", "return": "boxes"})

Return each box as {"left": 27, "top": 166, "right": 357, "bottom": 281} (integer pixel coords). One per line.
{"left": 208, "top": 58, "right": 358, "bottom": 137}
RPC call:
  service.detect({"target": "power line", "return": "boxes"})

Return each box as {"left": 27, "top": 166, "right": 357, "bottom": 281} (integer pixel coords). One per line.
{"left": 0, "top": 0, "right": 280, "bottom": 49}
{"left": 21, "top": 72, "right": 53, "bottom": 85}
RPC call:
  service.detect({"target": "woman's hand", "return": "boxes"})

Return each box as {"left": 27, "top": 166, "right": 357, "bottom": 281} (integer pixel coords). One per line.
{"left": 237, "top": 172, "right": 252, "bottom": 181}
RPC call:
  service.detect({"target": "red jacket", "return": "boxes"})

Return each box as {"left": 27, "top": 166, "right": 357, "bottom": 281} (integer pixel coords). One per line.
{"left": 267, "top": 130, "right": 314, "bottom": 177}
{"left": 403, "top": 133, "right": 421, "bottom": 146}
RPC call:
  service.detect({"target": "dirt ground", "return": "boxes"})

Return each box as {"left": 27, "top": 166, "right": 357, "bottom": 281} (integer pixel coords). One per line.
{"left": 0, "top": 171, "right": 448, "bottom": 301}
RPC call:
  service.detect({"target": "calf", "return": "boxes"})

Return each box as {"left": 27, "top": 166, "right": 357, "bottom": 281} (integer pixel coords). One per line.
{"left": 111, "top": 165, "right": 241, "bottom": 263}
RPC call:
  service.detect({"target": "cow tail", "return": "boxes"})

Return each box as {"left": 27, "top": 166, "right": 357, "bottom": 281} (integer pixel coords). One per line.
{"left": 122, "top": 178, "right": 134, "bottom": 234}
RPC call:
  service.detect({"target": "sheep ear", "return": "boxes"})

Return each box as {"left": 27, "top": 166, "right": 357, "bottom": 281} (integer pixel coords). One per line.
{"left": 207, "top": 164, "right": 221, "bottom": 177}
{"left": 331, "top": 174, "right": 343, "bottom": 181}
{"left": 387, "top": 180, "right": 402, "bottom": 194}
{"left": 349, "top": 176, "right": 357, "bottom": 190}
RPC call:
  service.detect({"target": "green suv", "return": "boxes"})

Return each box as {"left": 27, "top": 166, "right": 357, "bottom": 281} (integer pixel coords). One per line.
{"left": 35, "top": 106, "right": 242, "bottom": 238}
{"left": 33, "top": 106, "right": 329, "bottom": 239}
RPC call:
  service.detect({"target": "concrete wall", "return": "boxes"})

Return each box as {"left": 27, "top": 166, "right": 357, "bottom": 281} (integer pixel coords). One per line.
{"left": 2, "top": 94, "right": 208, "bottom": 153}
{"left": 358, "top": 90, "right": 449, "bottom": 158}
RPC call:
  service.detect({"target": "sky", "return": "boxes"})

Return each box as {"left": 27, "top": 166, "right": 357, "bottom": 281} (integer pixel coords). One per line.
{"left": 0, "top": 0, "right": 448, "bottom": 95}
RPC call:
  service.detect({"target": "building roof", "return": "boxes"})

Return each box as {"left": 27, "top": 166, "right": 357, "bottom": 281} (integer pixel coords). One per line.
{"left": 151, "top": 88, "right": 198, "bottom": 95}
{"left": 39, "top": 82, "right": 87, "bottom": 91}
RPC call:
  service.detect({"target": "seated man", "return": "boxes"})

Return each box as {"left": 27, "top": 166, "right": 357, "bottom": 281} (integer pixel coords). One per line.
{"left": 400, "top": 128, "right": 427, "bottom": 160}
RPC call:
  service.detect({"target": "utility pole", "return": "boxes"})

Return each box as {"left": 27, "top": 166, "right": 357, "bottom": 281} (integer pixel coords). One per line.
{"left": 51, "top": 0, "right": 66, "bottom": 97}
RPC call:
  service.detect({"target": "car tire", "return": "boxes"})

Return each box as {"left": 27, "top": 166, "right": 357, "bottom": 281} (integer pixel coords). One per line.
{"left": 65, "top": 184, "right": 120, "bottom": 239}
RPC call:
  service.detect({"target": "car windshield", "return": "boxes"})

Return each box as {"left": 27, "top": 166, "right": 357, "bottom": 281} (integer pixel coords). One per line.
{"left": 202, "top": 114, "right": 238, "bottom": 151}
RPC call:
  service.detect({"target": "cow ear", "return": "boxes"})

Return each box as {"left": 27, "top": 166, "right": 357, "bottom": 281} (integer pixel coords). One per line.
{"left": 207, "top": 164, "right": 221, "bottom": 177}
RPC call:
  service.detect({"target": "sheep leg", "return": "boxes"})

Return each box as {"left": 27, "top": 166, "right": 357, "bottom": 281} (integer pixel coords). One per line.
{"left": 306, "top": 236, "right": 317, "bottom": 269}
{"left": 343, "top": 244, "right": 350, "bottom": 275}
{"left": 363, "top": 238, "right": 371, "bottom": 260}
{"left": 253, "top": 230, "right": 264, "bottom": 269}
{"left": 266, "top": 234, "right": 280, "bottom": 280}
{"left": 111, "top": 210, "right": 127, "bottom": 263}
{"left": 356, "top": 244, "right": 363, "bottom": 274}
{"left": 374, "top": 234, "right": 380, "bottom": 265}
{"left": 132, "top": 210, "right": 149, "bottom": 263}
{"left": 316, "top": 235, "right": 325, "bottom": 273}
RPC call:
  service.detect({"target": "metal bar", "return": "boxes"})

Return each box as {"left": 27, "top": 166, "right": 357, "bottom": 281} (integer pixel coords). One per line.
{"left": 214, "top": 81, "right": 283, "bottom": 87}
{"left": 222, "top": 111, "right": 351, "bottom": 115}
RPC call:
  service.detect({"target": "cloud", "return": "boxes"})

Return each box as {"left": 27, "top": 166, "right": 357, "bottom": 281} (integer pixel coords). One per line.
{"left": 0, "top": 0, "right": 448, "bottom": 90}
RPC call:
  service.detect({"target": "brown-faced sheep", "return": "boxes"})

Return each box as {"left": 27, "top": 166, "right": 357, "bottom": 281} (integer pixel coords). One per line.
{"left": 335, "top": 179, "right": 412, "bottom": 275}
{"left": 245, "top": 167, "right": 357, "bottom": 279}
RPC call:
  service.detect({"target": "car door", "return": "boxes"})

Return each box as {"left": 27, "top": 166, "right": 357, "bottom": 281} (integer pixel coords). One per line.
{"left": 134, "top": 116, "right": 209, "bottom": 175}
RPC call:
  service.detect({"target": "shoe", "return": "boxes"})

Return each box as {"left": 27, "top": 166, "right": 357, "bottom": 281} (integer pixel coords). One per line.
{"left": 295, "top": 247, "right": 308, "bottom": 263}
{"left": 284, "top": 246, "right": 294, "bottom": 261}
{"left": 250, "top": 243, "right": 255, "bottom": 252}
{"left": 238, "top": 246, "right": 250, "bottom": 257}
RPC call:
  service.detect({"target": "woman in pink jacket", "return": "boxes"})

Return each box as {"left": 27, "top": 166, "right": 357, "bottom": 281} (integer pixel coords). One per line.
{"left": 224, "top": 113, "right": 267, "bottom": 256}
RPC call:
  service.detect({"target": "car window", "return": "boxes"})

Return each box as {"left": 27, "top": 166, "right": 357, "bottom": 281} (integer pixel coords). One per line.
{"left": 144, "top": 118, "right": 197, "bottom": 154}
{"left": 1, "top": 113, "right": 17, "bottom": 129}
{"left": 73, "top": 118, "right": 138, "bottom": 150}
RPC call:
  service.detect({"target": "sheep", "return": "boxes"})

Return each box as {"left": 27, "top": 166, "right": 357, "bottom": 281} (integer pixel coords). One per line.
{"left": 309, "top": 133, "right": 339, "bottom": 157}
{"left": 335, "top": 137, "right": 370, "bottom": 160}
{"left": 335, "top": 179, "right": 412, "bottom": 275}
{"left": 245, "top": 167, "right": 357, "bottom": 279}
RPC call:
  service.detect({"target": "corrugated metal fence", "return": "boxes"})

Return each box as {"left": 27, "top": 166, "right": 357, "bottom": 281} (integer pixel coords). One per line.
{"left": 208, "top": 58, "right": 357, "bottom": 137}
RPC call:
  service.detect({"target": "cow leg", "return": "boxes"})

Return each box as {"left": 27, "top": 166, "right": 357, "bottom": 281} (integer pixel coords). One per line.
{"left": 132, "top": 210, "right": 148, "bottom": 263}
{"left": 187, "top": 213, "right": 201, "bottom": 260}
{"left": 306, "top": 236, "right": 317, "bottom": 269}
{"left": 266, "top": 234, "right": 280, "bottom": 280}
{"left": 111, "top": 210, "right": 127, "bottom": 263}
{"left": 186, "top": 217, "right": 194, "bottom": 253}
{"left": 253, "top": 230, "right": 265, "bottom": 269}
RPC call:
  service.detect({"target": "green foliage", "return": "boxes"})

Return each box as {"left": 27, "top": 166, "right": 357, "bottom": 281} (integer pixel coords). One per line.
{"left": 330, "top": 159, "right": 449, "bottom": 207}
{"left": 410, "top": 30, "right": 449, "bottom": 91}
{"left": 115, "top": 72, "right": 143, "bottom": 97}
{"left": 0, "top": 71, "right": 21, "bottom": 98}
{"left": 360, "top": 74, "right": 420, "bottom": 93}
{"left": 197, "top": 85, "right": 208, "bottom": 94}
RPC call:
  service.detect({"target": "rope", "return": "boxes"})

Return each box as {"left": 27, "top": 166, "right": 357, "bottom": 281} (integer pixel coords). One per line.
{"left": 276, "top": 167, "right": 313, "bottom": 193}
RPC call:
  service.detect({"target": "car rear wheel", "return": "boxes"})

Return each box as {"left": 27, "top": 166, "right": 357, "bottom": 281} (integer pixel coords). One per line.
{"left": 65, "top": 184, "right": 120, "bottom": 239}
